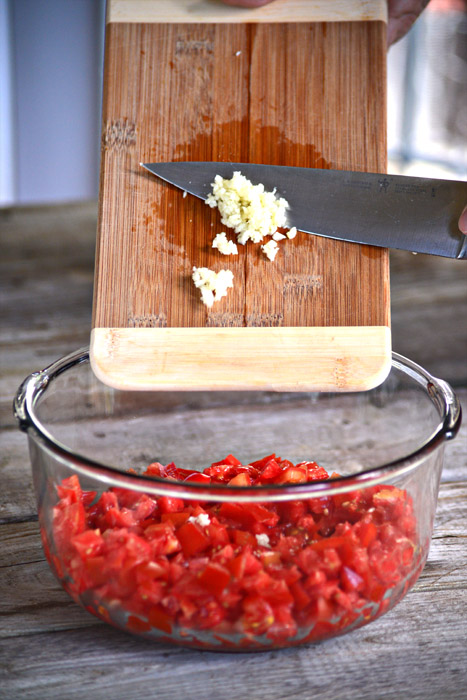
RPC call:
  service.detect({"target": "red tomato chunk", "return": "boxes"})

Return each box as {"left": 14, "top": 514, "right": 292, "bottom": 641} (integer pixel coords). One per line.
{"left": 49, "top": 455, "right": 421, "bottom": 648}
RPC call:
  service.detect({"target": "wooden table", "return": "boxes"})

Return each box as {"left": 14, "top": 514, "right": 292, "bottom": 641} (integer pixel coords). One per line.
{"left": 1, "top": 202, "right": 466, "bottom": 700}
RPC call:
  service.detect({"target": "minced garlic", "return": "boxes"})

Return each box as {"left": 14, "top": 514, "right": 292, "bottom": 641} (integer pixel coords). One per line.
{"left": 188, "top": 513, "right": 211, "bottom": 527}
{"left": 286, "top": 226, "right": 297, "bottom": 239}
{"left": 206, "top": 171, "right": 289, "bottom": 245}
{"left": 192, "top": 266, "right": 234, "bottom": 308}
{"left": 261, "top": 239, "right": 279, "bottom": 262}
{"left": 272, "top": 232, "right": 286, "bottom": 241}
{"left": 212, "top": 232, "right": 238, "bottom": 256}
{"left": 255, "top": 533, "right": 271, "bottom": 548}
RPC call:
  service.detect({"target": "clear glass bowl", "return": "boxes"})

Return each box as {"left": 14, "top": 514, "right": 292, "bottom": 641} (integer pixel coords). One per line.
{"left": 14, "top": 348, "right": 461, "bottom": 651}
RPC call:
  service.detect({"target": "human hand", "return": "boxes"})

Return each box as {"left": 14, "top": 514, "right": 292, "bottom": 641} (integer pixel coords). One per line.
{"left": 387, "top": 0, "right": 431, "bottom": 46}
{"left": 219, "top": 0, "right": 431, "bottom": 47}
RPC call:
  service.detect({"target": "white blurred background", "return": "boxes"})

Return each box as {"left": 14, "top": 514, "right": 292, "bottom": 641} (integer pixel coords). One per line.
{"left": 0, "top": 0, "right": 105, "bottom": 205}
{"left": 0, "top": 0, "right": 466, "bottom": 206}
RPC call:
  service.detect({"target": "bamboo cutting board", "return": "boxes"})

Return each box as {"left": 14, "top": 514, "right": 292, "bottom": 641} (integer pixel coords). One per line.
{"left": 91, "top": 0, "right": 391, "bottom": 392}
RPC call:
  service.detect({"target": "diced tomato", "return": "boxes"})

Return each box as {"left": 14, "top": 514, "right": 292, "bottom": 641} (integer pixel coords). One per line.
{"left": 137, "top": 579, "right": 165, "bottom": 605}
{"left": 111, "top": 487, "right": 143, "bottom": 509}
{"left": 290, "top": 580, "right": 311, "bottom": 611}
{"left": 161, "top": 511, "right": 190, "bottom": 528}
{"left": 210, "top": 454, "right": 243, "bottom": 467}
{"left": 276, "top": 467, "right": 307, "bottom": 484}
{"left": 198, "top": 562, "right": 231, "bottom": 596}
{"left": 204, "top": 463, "right": 259, "bottom": 483}
{"left": 257, "top": 458, "right": 282, "bottom": 483}
{"left": 245, "top": 503, "right": 279, "bottom": 526}
{"left": 296, "top": 545, "right": 320, "bottom": 575}
{"left": 104, "top": 507, "right": 135, "bottom": 529}
{"left": 144, "top": 522, "right": 181, "bottom": 555}
{"left": 304, "top": 569, "right": 327, "bottom": 589}
{"left": 262, "top": 579, "right": 294, "bottom": 607}
{"left": 341, "top": 565, "right": 365, "bottom": 592}
{"left": 277, "top": 500, "right": 307, "bottom": 524}
{"left": 135, "top": 559, "right": 168, "bottom": 584}
{"left": 71, "top": 529, "right": 104, "bottom": 558}
{"left": 232, "top": 529, "right": 257, "bottom": 547}
{"left": 260, "top": 550, "right": 282, "bottom": 567}
{"left": 77, "top": 555, "right": 108, "bottom": 587}
{"left": 53, "top": 500, "right": 86, "bottom": 557}
{"left": 298, "top": 462, "right": 330, "bottom": 482}
{"left": 148, "top": 605, "right": 173, "bottom": 634}
{"left": 184, "top": 472, "right": 211, "bottom": 484}
{"left": 211, "top": 544, "right": 235, "bottom": 564}
{"left": 249, "top": 454, "right": 278, "bottom": 470}
{"left": 321, "top": 548, "right": 342, "bottom": 575}
{"left": 333, "top": 589, "right": 354, "bottom": 612}
{"left": 163, "top": 462, "right": 185, "bottom": 479}
{"left": 132, "top": 495, "right": 158, "bottom": 522}
{"left": 207, "top": 522, "right": 230, "bottom": 548}
{"left": 373, "top": 487, "right": 405, "bottom": 507}
{"left": 355, "top": 519, "right": 378, "bottom": 547}
{"left": 144, "top": 462, "right": 189, "bottom": 481}
{"left": 177, "top": 521, "right": 210, "bottom": 557}
{"left": 158, "top": 496, "right": 185, "bottom": 514}
{"left": 56, "top": 475, "right": 82, "bottom": 503}
{"left": 144, "top": 462, "right": 165, "bottom": 477}
{"left": 308, "top": 595, "right": 335, "bottom": 622}
{"left": 218, "top": 502, "right": 252, "bottom": 527}
{"left": 266, "top": 605, "right": 297, "bottom": 643}
{"left": 311, "top": 535, "right": 349, "bottom": 552}
{"left": 229, "top": 547, "right": 262, "bottom": 579}
{"left": 219, "top": 502, "right": 279, "bottom": 528}
{"left": 191, "top": 600, "right": 226, "bottom": 630}
{"left": 127, "top": 615, "right": 151, "bottom": 633}
{"left": 228, "top": 473, "right": 252, "bottom": 487}
{"left": 81, "top": 490, "right": 97, "bottom": 507}
{"left": 241, "top": 595, "right": 275, "bottom": 635}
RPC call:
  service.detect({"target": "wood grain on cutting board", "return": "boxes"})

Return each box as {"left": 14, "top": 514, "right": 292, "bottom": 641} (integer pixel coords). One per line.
{"left": 91, "top": 0, "right": 390, "bottom": 392}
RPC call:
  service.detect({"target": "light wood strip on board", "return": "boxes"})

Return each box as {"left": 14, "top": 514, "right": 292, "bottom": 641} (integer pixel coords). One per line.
{"left": 107, "top": 0, "right": 388, "bottom": 25}
{"left": 90, "top": 325, "right": 391, "bottom": 391}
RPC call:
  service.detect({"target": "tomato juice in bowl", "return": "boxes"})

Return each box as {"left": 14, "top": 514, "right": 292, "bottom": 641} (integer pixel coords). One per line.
{"left": 14, "top": 349, "right": 461, "bottom": 650}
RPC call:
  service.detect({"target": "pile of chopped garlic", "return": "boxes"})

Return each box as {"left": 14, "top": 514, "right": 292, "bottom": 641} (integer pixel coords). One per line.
{"left": 192, "top": 266, "right": 234, "bottom": 308}
{"left": 212, "top": 232, "right": 238, "bottom": 256}
{"left": 192, "top": 172, "right": 298, "bottom": 306}
{"left": 206, "top": 171, "right": 289, "bottom": 245}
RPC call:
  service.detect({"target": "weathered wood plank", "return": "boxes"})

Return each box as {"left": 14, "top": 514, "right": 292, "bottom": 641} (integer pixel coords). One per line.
{"left": 0, "top": 520, "right": 41, "bottom": 566}
{"left": 0, "top": 559, "right": 99, "bottom": 639}
{"left": 390, "top": 249, "right": 467, "bottom": 386}
{"left": 0, "top": 591, "right": 466, "bottom": 700}
{"left": 0, "top": 203, "right": 96, "bottom": 429}
{"left": 0, "top": 431, "right": 37, "bottom": 523}
{"left": 431, "top": 480, "right": 467, "bottom": 536}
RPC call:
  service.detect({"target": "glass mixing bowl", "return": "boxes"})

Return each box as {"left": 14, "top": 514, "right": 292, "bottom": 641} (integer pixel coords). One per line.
{"left": 14, "top": 348, "right": 461, "bottom": 650}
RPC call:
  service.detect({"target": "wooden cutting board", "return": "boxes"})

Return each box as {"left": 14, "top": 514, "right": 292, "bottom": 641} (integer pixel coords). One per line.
{"left": 91, "top": 0, "right": 391, "bottom": 392}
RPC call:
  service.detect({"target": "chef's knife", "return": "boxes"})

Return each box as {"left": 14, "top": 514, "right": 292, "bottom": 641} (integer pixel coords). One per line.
{"left": 141, "top": 162, "right": 467, "bottom": 259}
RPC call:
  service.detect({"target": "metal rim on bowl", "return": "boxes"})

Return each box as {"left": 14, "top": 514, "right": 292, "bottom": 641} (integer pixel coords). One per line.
{"left": 13, "top": 348, "right": 462, "bottom": 502}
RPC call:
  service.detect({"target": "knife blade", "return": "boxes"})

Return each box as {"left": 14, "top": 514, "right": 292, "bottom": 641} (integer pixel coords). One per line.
{"left": 141, "top": 162, "right": 467, "bottom": 259}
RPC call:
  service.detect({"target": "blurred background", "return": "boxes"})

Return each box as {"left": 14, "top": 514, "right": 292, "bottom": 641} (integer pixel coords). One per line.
{"left": 0, "top": 0, "right": 466, "bottom": 206}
